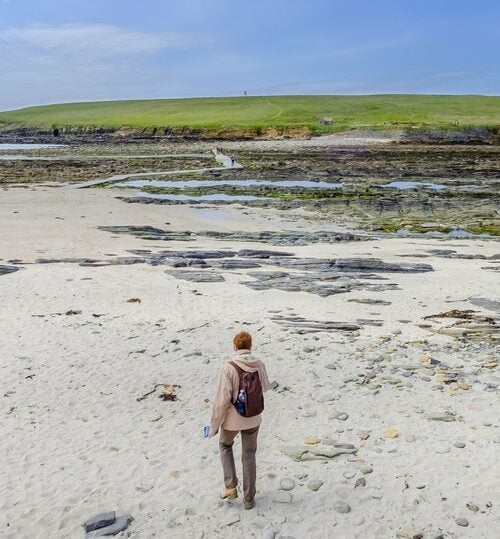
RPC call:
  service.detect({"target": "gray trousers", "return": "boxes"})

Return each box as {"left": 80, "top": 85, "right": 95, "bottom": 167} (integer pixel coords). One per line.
{"left": 219, "top": 426, "right": 260, "bottom": 503}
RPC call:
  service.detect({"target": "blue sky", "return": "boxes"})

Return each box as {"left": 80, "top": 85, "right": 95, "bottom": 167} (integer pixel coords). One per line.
{"left": 0, "top": 0, "right": 499, "bottom": 109}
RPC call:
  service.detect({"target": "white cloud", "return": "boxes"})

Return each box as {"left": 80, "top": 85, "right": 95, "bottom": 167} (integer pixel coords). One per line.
{"left": 0, "top": 24, "right": 213, "bottom": 109}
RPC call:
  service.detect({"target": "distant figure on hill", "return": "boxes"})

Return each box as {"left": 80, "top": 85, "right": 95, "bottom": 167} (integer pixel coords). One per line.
{"left": 210, "top": 331, "right": 271, "bottom": 510}
{"left": 230, "top": 155, "right": 236, "bottom": 167}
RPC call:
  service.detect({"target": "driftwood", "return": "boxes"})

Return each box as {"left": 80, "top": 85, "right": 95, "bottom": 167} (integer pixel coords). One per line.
{"left": 137, "top": 383, "right": 180, "bottom": 402}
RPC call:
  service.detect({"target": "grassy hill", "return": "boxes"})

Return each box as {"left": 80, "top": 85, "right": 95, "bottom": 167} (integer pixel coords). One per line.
{"left": 0, "top": 95, "right": 499, "bottom": 133}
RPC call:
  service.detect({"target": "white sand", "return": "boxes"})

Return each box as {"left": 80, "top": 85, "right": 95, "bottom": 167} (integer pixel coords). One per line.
{"left": 1, "top": 187, "right": 499, "bottom": 538}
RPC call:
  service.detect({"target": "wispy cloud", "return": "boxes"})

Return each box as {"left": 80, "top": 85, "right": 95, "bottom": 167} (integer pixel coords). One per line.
{"left": 0, "top": 24, "right": 214, "bottom": 109}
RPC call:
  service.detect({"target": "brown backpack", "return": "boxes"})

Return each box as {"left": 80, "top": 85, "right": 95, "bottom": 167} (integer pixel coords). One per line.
{"left": 229, "top": 361, "right": 264, "bottom": 418}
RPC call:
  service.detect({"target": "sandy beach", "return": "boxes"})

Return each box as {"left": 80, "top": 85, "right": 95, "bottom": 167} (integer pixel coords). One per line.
{"left": 1, "top": 179, "right": 499, "bottom": 539}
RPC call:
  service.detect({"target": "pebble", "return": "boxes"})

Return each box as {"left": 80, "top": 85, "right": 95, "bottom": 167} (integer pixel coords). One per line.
{"left": 263, "top": 529, "right": 276, "bottom": 539}
{"left": 396, "top": 527, "right": 423, "bottom": 539}
{"left": 354, "top": 517, "right": 365, "bottom": 526}
{"left": 455, "top": 517, "right": 468, "bottom": 527}
{"left": 354, "top": 477, "right": 366, "bottom": 488}
{"left": 84, "top": 512, "right": 116, "bottom": 533}
{"left": 307, "top": 479, "right": 323, "bottom": 491}
{"left": 361, "top": 466, "right": 373, "bottom": 474}
{"left": 466, "top": 502, "right": 479, "bottom": 513}
{"left": 384, "top": 427, "right": 398, "bottom": 438}
{"left": 304, "top": 436, "right": 321, "bottom": 445}
{"left": 333, "top": 501, "right": 351, "bottom": 514}
{"left": 337, "top": 412, "right": 349, "bottom": 421}
{"left": 343, "top": 471, "right": 357, "bottom": 479}
{"left": 434, "top": 444, "right": 450, "bottom": 454}
{"left": 280, "top": 478, "right": 295, "bottom": 491}
{"left": 453, "top": 441, "right": 466, "bottom": 449}
{"left": 358, "top": 431, "right": 370, "bottom": 440}
{"left": 148, "top": 414, "right": 163, "bottom": 423}
{"left": 325, "top": 363, "right": 336, "bottom": 370}
{"left": 318, "top": 393, "right": 336, "bottom": 402}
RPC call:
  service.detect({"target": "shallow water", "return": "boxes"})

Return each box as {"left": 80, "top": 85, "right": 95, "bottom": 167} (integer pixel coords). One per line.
{"left": 118, "top": 179, "right": 343, "bottom": 189}
{"left": 0, "top": 143, "right": 66, "bottom": 150}
{"left": 381, "top": 181, "right": 446, "bottom": 190}
{"left": 0, "top": 153, "right": 209, "bottom": 160}
{"left": 139, "top": 192, "right": 267, "bottom": 202}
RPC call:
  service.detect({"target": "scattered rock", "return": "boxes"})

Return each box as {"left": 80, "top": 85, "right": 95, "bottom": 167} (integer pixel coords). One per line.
{"left": 455, "top": 517, "right": 468, "bottom": 527}
{"left": 307, "top": 479, "right": 323, "bottom": 491}
{"left": 337, "top": 412, "right": 349, "bottom": 421}
{"left": 396, "top": 526, "right": 423, "bottom": 539}
{"left": 263, "top": 529, "right": 276, "bottom": 539}
{"left": 466, "top": 502, "right": 479, "bottom": 513}
{"left": 127, "top": 298, "right": 141, "bottom": 303}
{"left": 304, "top": 436, "right": 321, "bottom": 445}
{"left": 354, "top": 477, "right": 366, "bottom": 488}
{"left": 83, "top": 512, "right": 116, "bottom": 533}
{"left": 85, "top": 515, "right": 133, "bottom": 538}
{"left": 279, "top": 478, "right": 295, "bottom": 491}
{"left": 426, "top": 412, "right": 457, "bottom": 422}
{"left": 333, "top": 501, "right": 351, "bottom": 514}
{"left": 361, "top": 466, "right": 373, "bottom": 474}
{"left": 384, "top": 427, "right": 398, "bottom": 438}
{"left": 453, "top": 441, "right": 466, "bottom": 449}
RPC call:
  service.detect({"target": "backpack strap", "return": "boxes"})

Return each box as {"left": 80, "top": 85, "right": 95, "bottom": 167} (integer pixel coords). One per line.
{"left": 229, "top": 361, "right": 245, "bottom": 376}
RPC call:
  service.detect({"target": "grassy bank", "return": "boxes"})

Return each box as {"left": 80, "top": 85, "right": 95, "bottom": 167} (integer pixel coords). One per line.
{"left": 1, "top": 95, "right": 499, "bottom": 133}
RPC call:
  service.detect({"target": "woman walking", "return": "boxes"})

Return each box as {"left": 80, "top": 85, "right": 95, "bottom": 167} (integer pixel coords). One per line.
{"left": 210, "top": 331, "right": 271, "bottom": 509}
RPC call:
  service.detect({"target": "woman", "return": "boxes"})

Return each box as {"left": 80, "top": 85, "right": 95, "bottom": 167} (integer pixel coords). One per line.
{"left": 210, "top": 331, "right": 271, "bottom": 509}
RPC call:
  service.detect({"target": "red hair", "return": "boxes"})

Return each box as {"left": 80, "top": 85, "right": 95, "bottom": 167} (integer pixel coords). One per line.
{"left": 233, "top": 331, "right": 252, "bottom": 350}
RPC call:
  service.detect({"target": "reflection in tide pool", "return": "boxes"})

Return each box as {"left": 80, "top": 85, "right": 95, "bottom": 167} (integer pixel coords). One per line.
{"left": 381, "top": 181, "right": 446, "bottom": 190}
{"left": 118, "top": 179, "right": 343, "bottom": 189}
{"left": 140, "top": 192, "right": 267, "bottom": 202}
{"left": 0, "top": 143, "right": 66, "bottom": 150}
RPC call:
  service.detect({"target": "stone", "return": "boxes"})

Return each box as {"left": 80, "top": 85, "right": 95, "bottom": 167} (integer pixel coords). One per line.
{"left": 354, "top": 477, "right": 366, "bottom": 488}
{"left": 361, "top": 466, "right": 373, "bottom": 474}
{"left": 384, "top": 427, "right": 398, "bottom": 438}
{"left": 337, "top": 412, "right": 349, "bottom": 421}
{"left": 453, "top": 441, "right": 466, "bottom": 449}
{"left": 396, "top": 526, "right": 423, "bottom": 539}
{"left": 263, "top": 529, "right": 276, "bottom": 539}
{"left": 466, "top": 502, "right": 479, "bottom": 513}
{"left": 85, "top": 515, "right": 133, "bottom": 538}
{"left": 426, "top": 412, "right": 457, "bottom": 422}
{"left": 455, "top": 517, "right": 468, "bottom": 527}
{"left": 304, "top": 436, "right": 321, "bottom": 445}
{"left": 83, "top": 512, "right": 116, "bottom": 533}
{"left": 279, "top": 478, "right": 295, "bottom": 491}
{"left": 333, "top": 501, "right": 351, "bottom": 514}
{"left": 307, "top": 479, "right": 324, "bottom": 491}
{"left": 343, "top": 471, "right": 357, "bottom": 479}
{"left": 0, "top": 265, "right": 19, "bottom": 276}
{"left": 318, "top": 393, "right": 336, "bottom": 402}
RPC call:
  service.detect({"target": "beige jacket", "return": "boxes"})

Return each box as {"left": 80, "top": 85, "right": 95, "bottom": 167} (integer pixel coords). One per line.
{"left": 210, "top": 349, "right": 271, "bottom": 433}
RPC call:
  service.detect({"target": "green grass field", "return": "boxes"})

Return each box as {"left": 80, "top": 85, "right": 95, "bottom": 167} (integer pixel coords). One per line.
{"left": 1, "top": 95, "right": 499, "bottom": 132}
